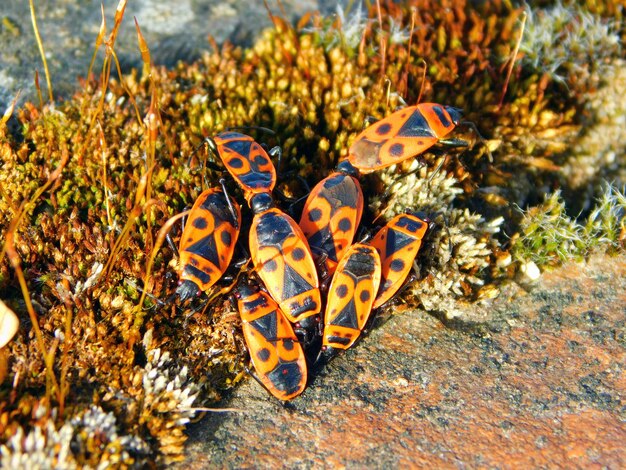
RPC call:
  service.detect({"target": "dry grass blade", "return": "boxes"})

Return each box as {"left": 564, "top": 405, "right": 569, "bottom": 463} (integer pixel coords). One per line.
{"left": 498, "top": 11, "right": 527, "bottom": 110}
{"left": 399, "top": 8, "right": 417, "bottom": 99}
{"left": 97, "top": 122, "right": 114, "bottom": 232}
{"left": 135, "top": 17, "right": 152, "bottom": 78}
{"left": 376, "top": 0, "right": 387, "bottom": 81}
{"left": 137, "top": 210, "right": 190, "bottom": 312}
{"left": 102, "top": 166, "right": 157, "bottom": 279}
{"left": 4, "top": 203, "right": 61, "bottom": 405}
{"left": 29, "top": 0, "right": 53, "bottom": 103}
{"left": 109, "top": 0, "right": 128, "bottom": 46}
{"left": 34, "top": 70, "right": 44, "bottom": 111}
{"left": 86, "top": 3, "right": 107, "bottom": 85}
{"left": 129, "top": 208, "right": 189, "bottom": 350}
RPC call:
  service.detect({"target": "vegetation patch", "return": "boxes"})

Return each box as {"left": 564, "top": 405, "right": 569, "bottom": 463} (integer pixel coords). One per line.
{"left": 0, "top": 0, "right": 623, "bottom": 465}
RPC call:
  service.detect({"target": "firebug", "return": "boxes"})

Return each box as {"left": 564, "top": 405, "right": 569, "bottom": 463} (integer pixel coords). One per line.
{"left": 248, "top": 192, "right": 321, "bottom": 324}
{"left": 348, "top": 103, "right": 464, "bottom": 173}
{"left": 205, "top": 132, "right": 278, "bottom": 203}
{"left": 368, "top": 213, "right": 428, "bottom": 309}
{"left": 299, "top": 160, "right": 364, "bottom": 277}
{"left": 236, "top": 282, "right": 307, "bottom": 400}
{"left": 176, "top": 187, "right": 241, "bottom": 301}
{"left": 321, "top": 243, "right": 381, "bottom": 355}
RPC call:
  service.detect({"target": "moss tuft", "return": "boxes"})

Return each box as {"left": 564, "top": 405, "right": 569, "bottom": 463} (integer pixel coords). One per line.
{"left": 0, "top": 0, "right": 624, "bottom": 464}
{"left": 512, "top": 184, "right": 626, "bottom": 266}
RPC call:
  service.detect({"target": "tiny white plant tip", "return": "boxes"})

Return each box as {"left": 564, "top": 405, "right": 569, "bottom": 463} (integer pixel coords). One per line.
{"left": 74, "top": 261, "right": 104, "bottom": 295}
{"left": 518, "top": 260, "right": 541, "bottom": 285}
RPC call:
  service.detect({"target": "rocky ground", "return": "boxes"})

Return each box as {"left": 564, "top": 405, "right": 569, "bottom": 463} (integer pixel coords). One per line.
{"left": 0, "top": 0, "right": 332, "bottom": 106}
{"left": 182, "top": 254, "right": 626, "bottom": 467}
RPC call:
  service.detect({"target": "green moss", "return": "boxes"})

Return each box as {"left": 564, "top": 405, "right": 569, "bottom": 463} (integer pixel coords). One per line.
{"left": 513, "top": 191, "right": 587, "bottom": 265}
{"left": 584, "top": 184, "right": 626, "bottom": 252}
{"left": 513, "top": 185, "right": 626, "bottom": 265}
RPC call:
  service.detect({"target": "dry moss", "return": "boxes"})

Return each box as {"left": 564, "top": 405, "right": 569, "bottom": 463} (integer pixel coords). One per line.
{"left": 0, "top": 0, "right": 624, "bottom": 465}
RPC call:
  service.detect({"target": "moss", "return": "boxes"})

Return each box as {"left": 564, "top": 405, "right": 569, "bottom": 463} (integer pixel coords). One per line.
{"left": 0, "top": 0, "right": 624, "bottom": 465}
{"left": 512, "top": 191, "right": 587, "bottom": 265}
{"left": 521, "top": 1, "right": 621, "bottom": 85}
{"left": 512, "top": 185, "right": 626, "bottom": 265}
{"left": 583, "top": 184, "right": 626, "bottom": 252}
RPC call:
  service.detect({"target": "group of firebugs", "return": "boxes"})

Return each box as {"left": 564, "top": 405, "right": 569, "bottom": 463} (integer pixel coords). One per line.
{"left": 172, "top": 103, "right": 467, "bottom": 400}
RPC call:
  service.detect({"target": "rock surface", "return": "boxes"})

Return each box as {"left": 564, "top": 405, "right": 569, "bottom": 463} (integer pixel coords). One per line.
{"left": 0, "top": 0, "right": 331, "bottom": 106}
{"left": 183, "top": 254, "right": 626, "bottom": 467}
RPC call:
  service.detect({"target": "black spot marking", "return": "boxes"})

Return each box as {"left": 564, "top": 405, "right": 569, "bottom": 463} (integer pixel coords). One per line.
{"left": 229, "top": 157, "right": 244, "bottom": 169}
{"left": 338, "top": 217, "right": 352, "bottom": 232}
{"left": 396, "top": 215, "right": 424, "bottom": 233}
{"left": 389, "top": 143, "right": 404, "bottom": 157}
{"left": 244, "top": 295, "right": 270, "bottom": 314}
{"left": 283, "top": 339, "right": 294, "bottom": 351}
{"left": 336, "top": 284, "right": 348, "bottom": 298}
{"left": 308, "top": 208, "right": 322, "bottom": 222}
{"left": 257, "top": 348, "right": 271, "bottom": 362}
{"left": 254, "top": 154, "right": 269, "bottom": 166}
{"left": 376, "top": 123, "right": 392, "bottom": 135}
{"left": 192, "top": 217, "right": 208, "bottom": 230}
{"left": 182, "top": 264, "right": 213, "bottom": 284}
{"left": 390, "top": 259, "right": 405, "bottom": 272}
{"left": 322, "top": 174, "right": 344, "bottom": 190}
{"left": 360, "top": 290, "right": 371, "bottom": 302}
{"left": 221, "top": 230, "right": 232, "bottom": 246}
{"left": 328, "top": 335, "right": 351, "bottom": 346}
{"left": 268, "top": 361, "right": 303, "bottom": 394}
{"left": 264, "top": 259, "right": 278, "bottom": 272}
{"left": 292, "top": 247, "right": 305, "bottom": 261}
{"left": 432, "top": 105, "right": 452, "bottom": 128}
